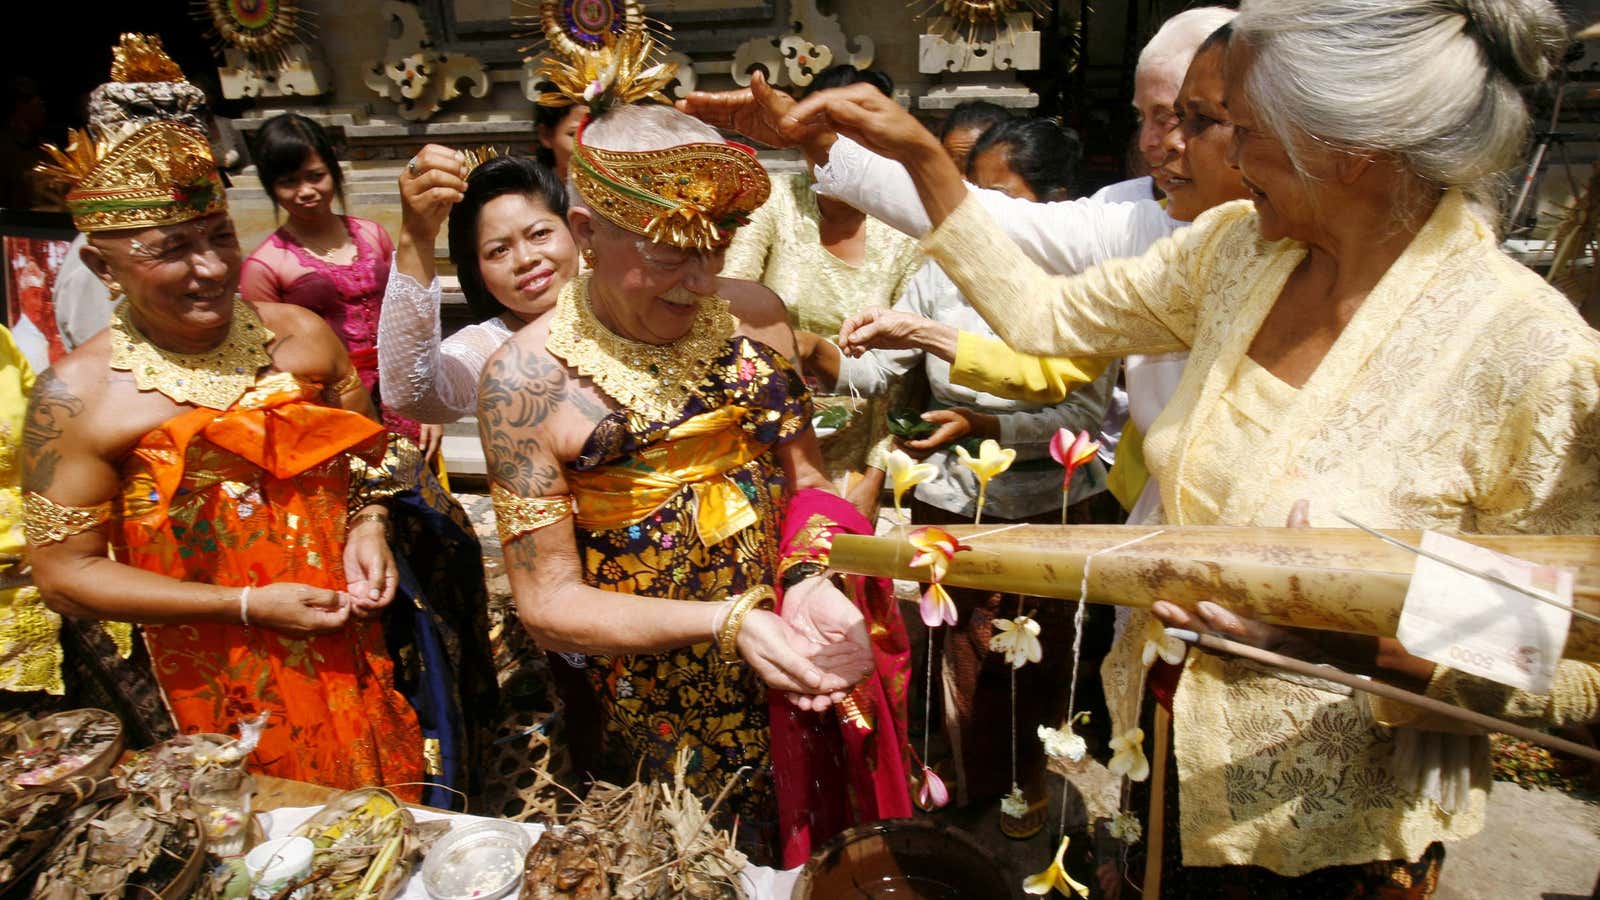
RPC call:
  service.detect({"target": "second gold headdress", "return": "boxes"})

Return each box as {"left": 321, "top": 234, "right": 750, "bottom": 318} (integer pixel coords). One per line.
{"left": 529, "top": 0, "right": 769, "bottom": 252}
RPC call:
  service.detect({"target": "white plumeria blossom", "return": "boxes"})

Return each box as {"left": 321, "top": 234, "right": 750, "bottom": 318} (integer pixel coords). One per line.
{"left": 1108, "top": 727, "right": 1150, "bottom": 782}
{"left": 1109, "top": 811, "right": 1143, "bottom": 844}
{"left": 1037, "top": 723, "right": 1087, "bottom": 763}
{"left": 989, "top": 614, "right": 1043, "bottom": 668}
{"left": 1140, "top": 615, "right": 1187, "bottom": 668}
{"left": 1000, "top": 785, "right": 1029, "bottom": 819}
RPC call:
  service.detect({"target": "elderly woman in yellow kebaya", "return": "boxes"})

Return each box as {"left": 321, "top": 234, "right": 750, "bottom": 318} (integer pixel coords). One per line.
{"left": 801, "top": 0, "right": 1600, "bottom": 895}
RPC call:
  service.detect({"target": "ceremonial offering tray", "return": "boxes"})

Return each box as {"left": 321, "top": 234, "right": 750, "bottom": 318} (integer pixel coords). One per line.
{"left": 419, "top": 821, "right": 529, "bottom": 900}
{"left": 292, "top": 787, "right": 418, "bottom": 900}
{"left": 1, "top": 709, "right": 122, "bottom": 795}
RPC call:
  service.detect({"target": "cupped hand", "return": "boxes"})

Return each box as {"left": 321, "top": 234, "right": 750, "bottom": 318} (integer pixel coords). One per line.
{"left": 399, "top": 144, "right": 469, "bottom": 241}
{"left": 343, "top": 516, "right": 399, "bottom": 618}
{"left": 901, "top": 408, "right": 993, "bottom": 453}
{"left": 249, "top": 583, "right": 351, "bottom": 636}
{"left": 737, "top": 608, "right": 847, "bottom": 697}
{"left": 780, "top": 575, "right": 874, "bottom": 711}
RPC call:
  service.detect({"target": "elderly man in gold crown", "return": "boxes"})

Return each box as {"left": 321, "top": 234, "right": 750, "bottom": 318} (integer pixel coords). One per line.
{"left": 22, "top": 35, "right": 424, "bottom": 793}
{"left": 475, "top": 15, "right": 913, "bottom": 865}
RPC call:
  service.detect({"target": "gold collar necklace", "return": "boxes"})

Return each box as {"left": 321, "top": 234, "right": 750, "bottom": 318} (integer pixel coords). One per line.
{"left": 108, "top": 298, "right": 275, "bottom": 410}
{"left": 546, "top": 272, "right": 736, "bottom": 423}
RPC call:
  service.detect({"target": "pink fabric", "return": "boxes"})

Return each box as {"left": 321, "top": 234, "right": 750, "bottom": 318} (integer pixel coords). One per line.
{"left": 242, "top": 217, "right": 417, "bottom": 439}
{"left": 770, "top": 488, "right": 914, "bottom": 869}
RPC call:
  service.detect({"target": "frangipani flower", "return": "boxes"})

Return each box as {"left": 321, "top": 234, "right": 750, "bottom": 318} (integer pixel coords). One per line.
{"left": 1049, "top": 428, "right": 1100, "bottom": 524}
{"left": 886, "top": 448, "right": 936, "bottom": 521}
{"left": 1108, "top": 727, "right": 1150, "bottom": 782}
{"left": 989, "top": 615, "right": 1042, "bottom": 668}
{"left": 1037, "top": 722, "right": 1087, "bottom": 763}
{"left": 1109, "top": 811, "right": 1143, "bottom": 845}
{"left": 1141, "top": 615, "right": 1187, "bottom": 668}
{"left": 915, "top": 764, "right": 949, "bottom": 811}
{"left": 909, "top": 526, "right": 968, "bottom": 627}
{"left": 1022, "top": 835, "right": 1090, "bottom": 897}
{"left": 953, "top": 439, "right": 1016, "bottom": 525}
{"left": 1000, "top": 785, "right": 1029, "bottom": 818}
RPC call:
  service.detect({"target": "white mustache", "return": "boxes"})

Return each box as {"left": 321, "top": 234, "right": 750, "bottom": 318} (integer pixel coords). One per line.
{"left": 660, "top": 286, "right": 704, "bottom": 304}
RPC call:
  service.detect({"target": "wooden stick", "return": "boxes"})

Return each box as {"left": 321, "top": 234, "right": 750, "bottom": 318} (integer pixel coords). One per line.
{"left": 1142, "top": 706, "right": 1171, "bottom": 899}
{"left": 1167, "top": 628, "right": 1600, "bottom": 764}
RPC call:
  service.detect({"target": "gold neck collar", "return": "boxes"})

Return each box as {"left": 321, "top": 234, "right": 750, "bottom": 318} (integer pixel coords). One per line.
{"left": 109, "top": 298, "right": 275, "bottom": 410}
{"left": 546, "top": 272, "right": 736, "bottom": 423}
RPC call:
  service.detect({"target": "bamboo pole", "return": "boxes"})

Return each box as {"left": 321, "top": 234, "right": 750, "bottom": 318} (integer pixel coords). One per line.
{"left": 827, "top": 525, "right": 1600, "bottom": 662}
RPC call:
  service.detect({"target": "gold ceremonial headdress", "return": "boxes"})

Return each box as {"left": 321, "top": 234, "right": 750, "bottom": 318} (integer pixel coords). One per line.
{"left": 527, "top": 0, "right": 769, "bottom": 251}
{"left": 35, "top": 34, "right": 227, "bottom": 234}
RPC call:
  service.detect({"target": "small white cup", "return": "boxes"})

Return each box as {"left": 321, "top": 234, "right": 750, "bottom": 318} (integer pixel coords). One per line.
{"left": 244, "top": 835, "right": 314, "bottom": 899}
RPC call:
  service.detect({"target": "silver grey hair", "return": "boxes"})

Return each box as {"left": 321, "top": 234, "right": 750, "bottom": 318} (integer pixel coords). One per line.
{"left": 566, "top": 104, "right": 725, "bottom": 212}
{"left": 1232, "top": 0, "right": 1566, "bottom": 220}
{"left": 1137, "top": 7, "right": 1238, "bottom": 81}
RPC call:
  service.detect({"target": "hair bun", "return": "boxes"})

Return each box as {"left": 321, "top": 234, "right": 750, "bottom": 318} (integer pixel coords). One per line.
{"left": 1459, "top": 0, "right": 1568, "bottom": 87}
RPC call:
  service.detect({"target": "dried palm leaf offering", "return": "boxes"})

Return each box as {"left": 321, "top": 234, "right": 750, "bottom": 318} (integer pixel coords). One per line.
{"left": 291, "top": 787, "right": 420, "bottom": 900}
{"left": 31, "top": 792, "right": 207, "bottom": 899}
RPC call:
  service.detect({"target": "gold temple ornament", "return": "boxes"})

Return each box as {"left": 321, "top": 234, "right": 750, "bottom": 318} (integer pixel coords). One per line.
{"left": 109, "top": 32, "right": 188, "bottom": 84}
{"left": 108, "top": 299, "right": 275, "bottom": 411}
{"left": 546, "top": 273, "right": 736, "bottom": 423}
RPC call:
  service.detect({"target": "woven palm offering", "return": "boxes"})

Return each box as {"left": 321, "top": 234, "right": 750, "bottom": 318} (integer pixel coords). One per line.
{"left": 521, "top": 749, "right": 746, "bottom": 899}
{"left": 31, "top": 791, "right": 207, "bottom": 899}
{"left": 291, "top": 788, "right": 419, "bottom": 900}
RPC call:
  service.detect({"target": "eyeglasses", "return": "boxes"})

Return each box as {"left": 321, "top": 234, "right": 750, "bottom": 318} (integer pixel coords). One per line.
{"left": 633, "top": 239, "right": 725, "bottom": 274}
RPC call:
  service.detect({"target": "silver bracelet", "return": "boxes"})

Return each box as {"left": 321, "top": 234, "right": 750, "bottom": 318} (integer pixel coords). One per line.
{"left": 239, "top": 585, "right": 252, "bottom": 628}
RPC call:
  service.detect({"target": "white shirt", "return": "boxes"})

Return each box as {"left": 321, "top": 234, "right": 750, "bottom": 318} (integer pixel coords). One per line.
{"left": 1091, "top": 175, "right": 1157, "bottom": 206}
{"left": 376, "top": 259, "right": 517, "bottom": 423}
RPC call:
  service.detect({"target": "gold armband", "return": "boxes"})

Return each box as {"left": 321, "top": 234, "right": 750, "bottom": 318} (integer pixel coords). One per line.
{"left": 331, "top": 370, "right": 364, "bottom": 396}
{"left": 491, "top": 483, "right": 574, "bottom": 544}
{"left": 716, "top": 584, "right": 776, "bottom": 663}
{"left": 24, "top": 492, "right": 112, "bottom": 545}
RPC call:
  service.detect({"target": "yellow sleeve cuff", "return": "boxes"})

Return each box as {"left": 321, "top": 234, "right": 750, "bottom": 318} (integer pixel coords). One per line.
{"left": 950, "top": 330, "right": 1106, "bottom": 404}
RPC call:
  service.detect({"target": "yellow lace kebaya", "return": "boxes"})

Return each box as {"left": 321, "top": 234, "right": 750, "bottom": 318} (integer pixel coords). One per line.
{"left": 922, "top": 189, "right": 1600, "bottom": 875}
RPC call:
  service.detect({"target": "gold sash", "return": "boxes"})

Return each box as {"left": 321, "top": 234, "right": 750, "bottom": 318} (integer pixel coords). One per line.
{"left": 569, "top": 406, "right": 768, "bottom": 547}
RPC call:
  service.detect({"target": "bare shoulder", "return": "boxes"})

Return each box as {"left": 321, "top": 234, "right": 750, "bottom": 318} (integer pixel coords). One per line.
{"left": 253, "top": 300, "right": 346, "bottom": 380}
{"left": 718, "top": 277, "right": 797, "bottom": 358}
{"left": 44, "top": 335, "right": 113, "bottom": 408}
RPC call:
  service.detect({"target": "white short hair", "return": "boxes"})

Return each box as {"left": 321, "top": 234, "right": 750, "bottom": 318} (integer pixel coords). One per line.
{"left": 568, "top": 104, "right": 724, "bottom": 212}
{"left": 1136, "top": 7, "right": 1238, "bottom": 83}
{"left": 1234, "top": 0, "right": 1566, "bottom": 220}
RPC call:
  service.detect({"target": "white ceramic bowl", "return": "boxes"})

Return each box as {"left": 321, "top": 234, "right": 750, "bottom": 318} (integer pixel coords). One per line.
{"left": 420, "top": 820, "right": 533, "bottom": 900}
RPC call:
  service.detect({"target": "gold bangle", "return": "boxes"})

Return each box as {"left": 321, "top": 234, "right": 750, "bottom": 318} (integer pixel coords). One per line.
{"left": 716, "top": 585, "right": 776, "bottom": 663}
{"left": 347, "top": 509, "right": 387, "bottom": 528}
{"left": 491, "top": 484, "right": 574, "bottom": 544}
{"left": 24, "top": 492, "right": 112, "bottom": 546}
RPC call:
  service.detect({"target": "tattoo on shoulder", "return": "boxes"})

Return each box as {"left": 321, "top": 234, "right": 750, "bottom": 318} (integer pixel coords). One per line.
{"left": 477, "top": 342, "right": 571, "bottom": 496}
{"left": 23, "top": 370, "right": 84, "bottom": 492}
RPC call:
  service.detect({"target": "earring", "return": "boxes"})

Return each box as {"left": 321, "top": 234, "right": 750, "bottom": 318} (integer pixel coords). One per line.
{"left": 107, "top": 281, "right": 123, "bottom": 296}
{"left": 581, "top": 247, "right": 596, "bottom": 267}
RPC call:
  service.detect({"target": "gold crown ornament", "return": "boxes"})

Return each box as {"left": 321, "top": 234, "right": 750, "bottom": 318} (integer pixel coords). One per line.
{"left": 109, "top": 33, "right": 188, "bottom": 84}
{"left": 37, "top": 121, "right": 227, "bottom": 234}
{"left": 571, "top": 125, "right": 769, "bottom": 251}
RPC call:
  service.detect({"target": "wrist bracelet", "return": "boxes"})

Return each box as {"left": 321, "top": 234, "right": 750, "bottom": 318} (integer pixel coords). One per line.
{"left": 239, "top": 585, "right": 252, "bottom": 628}
{"left": 716, "top": 585, "right": 776, "bottom": 663}
{"left": 350, "top": 511, "right": 390, "bottom": 531}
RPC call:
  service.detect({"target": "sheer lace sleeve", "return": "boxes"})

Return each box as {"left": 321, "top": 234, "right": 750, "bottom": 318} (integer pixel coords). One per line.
{"left": 377, "top": 257, "right": 509, "bottom": 423}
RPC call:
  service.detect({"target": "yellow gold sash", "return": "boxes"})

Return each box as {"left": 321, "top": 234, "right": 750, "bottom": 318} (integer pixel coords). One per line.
{"left": 568, "top": 406, "right": 767, "bottom": 547}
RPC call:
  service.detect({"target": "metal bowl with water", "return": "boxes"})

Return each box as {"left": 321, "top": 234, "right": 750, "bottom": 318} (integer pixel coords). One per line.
{"left": 420, "top": 820, "right": 533, "bottom": 900}
{"left": 794, "top": 819, "right": 1015, "bottom": 899}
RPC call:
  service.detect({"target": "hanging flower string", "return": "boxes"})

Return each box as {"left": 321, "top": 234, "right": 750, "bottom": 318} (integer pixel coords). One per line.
{"left": 953, "top": 438, "right": 1016, "bottom": 525}
{"left": 906, "top": 525, "right": 971, "bottom": 811}
{"left": 1049, "top": 429, "right": 1100, "bottom": 525}
{"left": 1023, "top": 835, "right": 1090, "bottom": 898}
